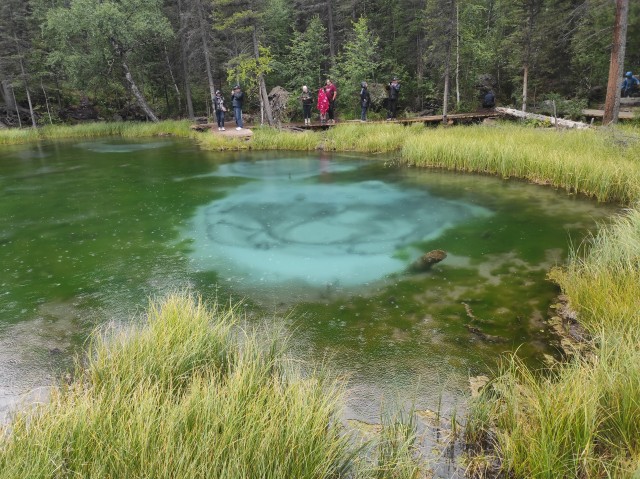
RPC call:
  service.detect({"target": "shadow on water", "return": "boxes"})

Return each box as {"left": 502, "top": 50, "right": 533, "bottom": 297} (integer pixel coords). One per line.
{"left": 0, "top": 140, "right": 617, "bottom": 474}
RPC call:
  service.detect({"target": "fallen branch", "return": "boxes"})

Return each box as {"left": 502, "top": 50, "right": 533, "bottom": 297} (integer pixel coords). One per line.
{"left": 495, "top": 107, "right": 591, "bottom": 129}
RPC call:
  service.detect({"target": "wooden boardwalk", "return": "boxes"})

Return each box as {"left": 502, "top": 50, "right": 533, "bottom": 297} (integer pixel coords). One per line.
{"left": 289, "top": 111, "right": 500, "bottom": 130}
{"left": 191, "top": 111, "right": 501, "bottom": 133}
{"left": 581, "top": 109, "right": 635, "bottom": 120}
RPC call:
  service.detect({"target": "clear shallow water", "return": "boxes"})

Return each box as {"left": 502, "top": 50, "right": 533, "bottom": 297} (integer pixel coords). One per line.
{"left": 0, "top": 139, "right": 615, "bottom": 433}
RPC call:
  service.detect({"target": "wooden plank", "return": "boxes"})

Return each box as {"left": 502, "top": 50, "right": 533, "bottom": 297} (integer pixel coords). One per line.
{"left": 582, "top": 109, "right": 635, "bottom": 120}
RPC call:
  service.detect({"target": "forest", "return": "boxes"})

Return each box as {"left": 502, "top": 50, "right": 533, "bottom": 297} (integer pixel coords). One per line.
{"left": 1, "top": 0, "right": 639, "bottom": 127}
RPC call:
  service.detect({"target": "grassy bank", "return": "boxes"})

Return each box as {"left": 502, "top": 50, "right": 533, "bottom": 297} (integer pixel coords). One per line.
{"left": 466, "top": 209, "right": 640, "bottom": 478}
{"left": 0, "top": 120, "right": 196, "bottom": 145}
{"left": 0, "top": 294, "right": 420, "bottom": 478}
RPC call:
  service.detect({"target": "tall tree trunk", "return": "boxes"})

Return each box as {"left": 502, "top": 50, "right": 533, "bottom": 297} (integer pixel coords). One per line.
{"left": 253, "top": 28, "right": 274, "bottom": 126}
{"left": 15, "top": 34, "right": 36, "bottom": 127}
{"left": 603, "top": 0, "right": 629, "bottom": 125}
{"left": 443, "top": 55, "right": 450, "bottom": 122}
{"left": 1, "top": 78, "right": 15, "bottom": 111}
{"left": 327, "top": 0, "right": 336, "bottom": 62}
{"left": 41, "top": 81, "right": 53, "bottom": 124}
{"left": 110, "top": 38, "right": 159, "bottom": 122}
{"left": 195, "top": 0, "right": 217, "bottom": 113}
{"left": 11, "top": 85, "right": 21, "bottom": 128}
{"left": 178, "top": 0, "right": 194, "bottom": 119}
{"left": 442, "top": 0, "right": 454, "bottom": 122}
{"left": 455, "top": 1, "right": 460, "bottom": 108}
{"left": 522, "top": 62, "right": 529, "bottom": 112}
{"left": 164, "top": 46, "right": 182, "bottom": 116}
{"left": 416, "top": 34, "right": 425, "bottom": 110}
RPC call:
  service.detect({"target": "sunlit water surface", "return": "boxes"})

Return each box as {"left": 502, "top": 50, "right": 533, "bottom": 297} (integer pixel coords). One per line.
{"left": 0, "top": 139, "right": 615, "bottom": 471}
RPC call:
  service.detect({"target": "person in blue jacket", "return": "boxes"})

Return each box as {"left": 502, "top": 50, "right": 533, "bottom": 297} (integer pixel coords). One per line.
{"left": 622, "top": 71, "right": 640, "bottom": 97}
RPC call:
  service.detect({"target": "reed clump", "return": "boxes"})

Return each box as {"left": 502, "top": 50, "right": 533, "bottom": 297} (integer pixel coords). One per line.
{"left": 0, "top": 294, "right": 421, "bottom": 479}
{"left": 250, "top": 127, "right": 320, "bottom": 150}
{"left": 325, "top": 123, "right": 422, "bottom": 153}
{"left": 400, "top": 124, "right": 640, "bottom": 204}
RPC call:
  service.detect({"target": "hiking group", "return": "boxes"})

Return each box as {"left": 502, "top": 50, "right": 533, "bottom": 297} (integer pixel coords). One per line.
{"left": 312, "top": 77, "right": 401, "bottom": 124}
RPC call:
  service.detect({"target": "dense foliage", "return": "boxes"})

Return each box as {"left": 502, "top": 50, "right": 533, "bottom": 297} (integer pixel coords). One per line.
{"left": 0, "top": 0, "right": 639, "bottom": 123}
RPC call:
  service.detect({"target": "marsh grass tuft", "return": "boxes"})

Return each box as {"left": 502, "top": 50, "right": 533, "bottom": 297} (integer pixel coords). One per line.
{"left": 468, "top": 207, "right": 640, "bottom": 478}
{"left": 0, "top": 293, "right": 421, "bottom": 479}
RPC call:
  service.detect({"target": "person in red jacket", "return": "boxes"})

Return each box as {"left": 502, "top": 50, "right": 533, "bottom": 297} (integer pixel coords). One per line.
{"left": 324, "top": 79, "right": 337, "bottom": 124}
{"left": 317, "top": 86, "right": 329, "bottom": 124}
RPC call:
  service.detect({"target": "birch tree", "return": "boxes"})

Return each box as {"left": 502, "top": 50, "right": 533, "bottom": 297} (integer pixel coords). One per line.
{"left": 45, "top": 0, "right": 174, "bottom": 122}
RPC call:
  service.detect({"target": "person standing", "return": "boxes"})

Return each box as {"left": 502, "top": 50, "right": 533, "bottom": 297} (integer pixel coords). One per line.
{"left": 324, "top": 79, "right": 337, "bottom": 124}
{"left": 317, "top": 86, "right": 329, "bottom": 124}
{"left": 622, "top": 71, "right": 640, "bottom": 97}
{"left": 482, "top": 90, "right": 496, "bottom": 108}
{"left": 213, "top": 90, "right": 226, "bottom": 131}
{"left": 301, "top": 86, "right": 313, "bottom": 125}
{"left": 360, "top": 81, "right": 371, "bottom": 122}
{"left": 386, "top": 77, "right": 400, "bottom": 120}
{"left": 231, "top": 84, "right": 244, "bottom": 130}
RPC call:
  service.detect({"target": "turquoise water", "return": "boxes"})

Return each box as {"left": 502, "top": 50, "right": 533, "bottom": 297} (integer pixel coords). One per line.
{"left": 0, "top": 139, "right": 615, "bottom": 426}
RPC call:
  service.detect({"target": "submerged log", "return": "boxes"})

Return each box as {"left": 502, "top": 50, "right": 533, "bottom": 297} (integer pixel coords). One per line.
{"left": 495, "top": 107, "right": 591, "bottom": 129}
{"left": 409, "top": 249, "right": 447, "bottom": 272}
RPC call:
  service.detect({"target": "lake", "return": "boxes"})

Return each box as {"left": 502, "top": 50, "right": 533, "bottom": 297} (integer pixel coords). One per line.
{"left": 0, "top": 138, "right": 614, "bottom": 432}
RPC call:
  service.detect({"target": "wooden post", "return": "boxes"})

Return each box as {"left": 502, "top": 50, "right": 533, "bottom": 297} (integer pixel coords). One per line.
{"left": 603, "top": 0, "right": 629, "bottom": 125}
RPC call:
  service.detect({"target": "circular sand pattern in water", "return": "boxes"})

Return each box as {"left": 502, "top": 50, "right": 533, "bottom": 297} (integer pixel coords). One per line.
{"left": 186, "top": 159, "right": 493, "bottom": 290}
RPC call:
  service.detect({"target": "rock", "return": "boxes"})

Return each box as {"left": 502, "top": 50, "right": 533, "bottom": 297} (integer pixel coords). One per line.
{"left": 409, "top": 249, "right": 447, "bottom": 272}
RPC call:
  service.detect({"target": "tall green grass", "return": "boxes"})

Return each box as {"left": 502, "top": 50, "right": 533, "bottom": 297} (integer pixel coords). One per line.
{"left": 325, "top": 123, "right": 422, "bottom": 153}
{"left": 0, "top": 121, "right": 196, "bottom": 145}
{"left": 401, "top": 124, "right": 640, "bottom": 204}
{"left": 467, "top": 208, "right": 640, "bottom": 478}
{"left": 0, "top": 294, "right": 420, "bottom": 479}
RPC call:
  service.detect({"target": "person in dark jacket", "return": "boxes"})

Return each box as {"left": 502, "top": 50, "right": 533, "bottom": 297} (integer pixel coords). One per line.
{"left": 213, "top": 90, "right": 226, "bottom": 131}
{"left": 231, "top": 85, "right": 244, "bottom": 130}
{"left": 386, "top": 77, "right": 400, "bottom": 119}
{"left": 482, "top": 90, "right": 496, "bottom": 108}
{"left": 301, "top": 86, "right": 313, "bottom": 125}
{"left": 360, "top": 81, "right": 371, "bottom": 122}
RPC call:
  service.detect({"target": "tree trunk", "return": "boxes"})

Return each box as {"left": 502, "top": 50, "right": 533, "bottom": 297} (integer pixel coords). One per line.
{"left": 178, "top": 0, "right": 194, "bottom": 119}
{"left": 1, "top": 78, "right": 15, "bottom": 111}
{"left": 327, "top": 0, "right": 336, "bottom": 62}
{"left": 253, "top": 28, "right": 274, "bottom": 126}
{"left": 522, "top": 63, "right": 529, "bottom": 112}
{"left": 41, "top": 81, "right": 53, "bottom": 125}
{"left": 603, "top": 0, "right": 629, "bottom": 125}
{"left": 11, "top": 85, "right": 21, "bottom": 128}
{"left": 164, "top": 46, "right": 182, "bottom": 116}
{"left": 443, "top": 56, "right": 450, "bottom": 122}
{"left": 455, "top": 1, "right": 460, "bottom": 108}
{"left": 496, "top": 107, "right": 590, "bottom": 129}
{"left": 15, "top": 34, "right": 36, "bottom": 127}
{"left": 110, "top": 38, "right": 159, "bottom": 122}
{"left": 195, "top": 0, "right": 217, "bottom": 113}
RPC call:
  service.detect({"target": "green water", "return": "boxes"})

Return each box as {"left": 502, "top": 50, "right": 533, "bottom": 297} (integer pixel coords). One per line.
{"left": 0, "top": 138, "right": 615, "bottom": 425}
